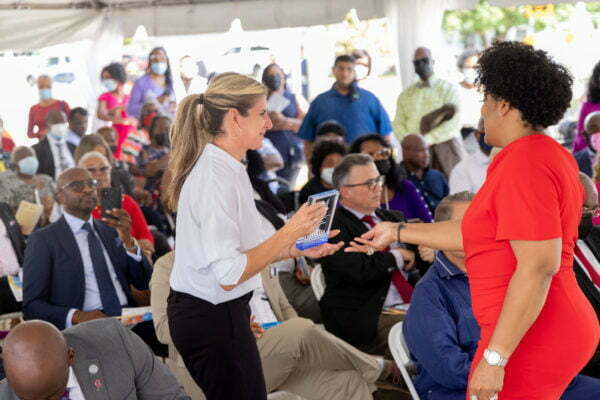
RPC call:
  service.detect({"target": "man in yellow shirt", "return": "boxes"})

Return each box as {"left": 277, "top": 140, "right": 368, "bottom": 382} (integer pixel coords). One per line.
{"left": 393, "top": 47, "right": 465, "bottom": 176}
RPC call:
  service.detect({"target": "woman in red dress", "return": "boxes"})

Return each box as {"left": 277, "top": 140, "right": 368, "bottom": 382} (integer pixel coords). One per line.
{"left": 348, "top": 42, "right": 600, "bottom": 399}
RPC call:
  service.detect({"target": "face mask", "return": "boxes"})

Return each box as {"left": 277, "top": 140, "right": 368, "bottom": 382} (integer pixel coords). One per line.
{"left": 39, "top": 88, "right": 52, "bottom": 100}
{"left": 142, "top": 111, "right": 158, "bottom": 129}
{"left": 321, "top": 168, "right": 334, "bottom": 186}
{"left": 263, "top": 74, "right": 282, "bottom": 91}
{"left": 153, "top": 132, "right": 169, "bottom": 147}
{"left": 579, "top": 213, "right": 594, "bottom": 239}
{"left": 151, "top": 62, "right": 168, "bottom": 76}
{"left": 180, "top": 62, "right": 197, "bottom": 79}
{"left": 102, "top": 79, "right": 117, "bottom": 92}
{"left": 17, "top": 156, "right": 39, "bottom": 176}
{"left": 49, "top": 123, "right": 68, "bottom": 140}
{"left": 590, "top": 133, "right": 600, "bottom": 152}
{"left": 477, "top": 132, "right": 493, "bottom": 156}
{"left": 414, "top": 63, "right": 433, "bottom": 81}
{"left": 374, "top": 159, "right": 392, "bottom": 175}
{"left": 463, "top": 68, "right": 477, "bottom": 85}
{"left": 355, "top": 65, "right": 369, "bottom": 80}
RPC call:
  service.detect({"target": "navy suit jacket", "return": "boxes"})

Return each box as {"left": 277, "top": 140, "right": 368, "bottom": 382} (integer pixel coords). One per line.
{"left": 22, "top": 215, "right": 152, "bottom": 329}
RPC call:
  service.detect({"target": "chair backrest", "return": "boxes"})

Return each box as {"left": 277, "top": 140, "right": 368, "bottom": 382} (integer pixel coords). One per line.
{"left": 310, "top": 264, "right": 326, "bottom": 301}
{"left": 388, "top": 321, "right": 421, "bottom": 400}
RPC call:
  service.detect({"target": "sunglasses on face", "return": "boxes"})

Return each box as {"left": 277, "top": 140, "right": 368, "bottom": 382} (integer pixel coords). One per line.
{"left": 59, "top": 179, "right": 98, "bottom": 193}
{"left": 343, "top": 175, "right": 386, "bottom": 191}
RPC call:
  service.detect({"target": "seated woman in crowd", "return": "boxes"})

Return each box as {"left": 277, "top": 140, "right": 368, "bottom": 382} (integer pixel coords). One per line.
{"left": 77, "top": 150, "right": 156, "bottom": 260}
{"left": 97, "top": 62, "right": 137, "bottom": 160}
{"left": 136, "top": 115, "right": 171, "bottom": 234}
{"left": 350, "top": 134, "right": 432, "bottom": 222}
{"left": 75, "top": 132, "right": 134, "bottom": 196}
{"left": 120, "top": 101, "right": 154, "bottom": 171}
{"left": 299, "top": 140, "right": 347, "bottom": 204}
{"left": 0, "top": 146, "right": 56, "bottom": 226}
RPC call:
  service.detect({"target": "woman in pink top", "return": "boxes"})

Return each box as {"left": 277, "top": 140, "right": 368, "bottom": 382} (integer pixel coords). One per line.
{"left": 27, "top": 75, "right": 70, "bottom": 140}
{"left": 97, "top": 62, "right": 137, "bottom": 160}
{"left": 573, "top": 61, "right": 600, "bottom": 153}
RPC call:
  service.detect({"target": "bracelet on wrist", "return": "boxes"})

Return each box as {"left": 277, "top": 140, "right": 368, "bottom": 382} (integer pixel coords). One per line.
{"left": 397, "top": 222, "right": 407, "bottom": 243}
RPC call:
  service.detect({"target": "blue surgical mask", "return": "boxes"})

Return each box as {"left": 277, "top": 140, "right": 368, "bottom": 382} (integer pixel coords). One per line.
{"left": 18, "top": 156, "right": 39, "bottom": 176}
{"left": 151, "top": 62, "right": 168, "bottom": 76}
{"left": 39, "top": 88, "right": 52, "bottom": 100}
{"left": 102, "top": 79, "right": 117, "bottom": 92}
{"left": 49, "top": 123, "right": 68, "bottom": 140}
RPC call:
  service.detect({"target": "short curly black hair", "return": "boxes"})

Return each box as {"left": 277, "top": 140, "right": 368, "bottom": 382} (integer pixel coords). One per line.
{"left": 476, "top": 41, "right": 573, "bottom": 129}
{"left": 101, "top": 62, "right": 127, "bottom": 84}
{"left": 310, "top": 140, "right": 347, "bottom": 177}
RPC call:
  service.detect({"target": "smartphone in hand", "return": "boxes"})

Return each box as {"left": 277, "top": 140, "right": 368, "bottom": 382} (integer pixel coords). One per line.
{"left": 100, "top": 187, "right": 122, "bottom": 219}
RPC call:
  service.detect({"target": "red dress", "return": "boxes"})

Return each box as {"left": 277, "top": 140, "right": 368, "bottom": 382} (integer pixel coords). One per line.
{"left": 462, "top": 134, "right": 599, "bottom": 399}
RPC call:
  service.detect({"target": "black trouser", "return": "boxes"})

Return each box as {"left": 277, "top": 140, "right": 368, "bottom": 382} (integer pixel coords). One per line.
{"left": 167, "top": 290, "right": 267, "bottom": 400}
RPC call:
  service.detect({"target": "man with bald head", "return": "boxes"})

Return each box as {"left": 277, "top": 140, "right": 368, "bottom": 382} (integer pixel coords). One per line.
{"left": 400, "top": 134, "right": 449, "bottom": 212}
{"left": 0, "top": 319, "right": 189, "bottom": 399}
{"left": 393, "top": 47, "right": 464, "bottom": 176}
{"left": 32, "top": 109, "right": 76, "bottom": 179}
{"left": 27, "top": 74, "right": 71, "bottom": 140}
{"left": 574, "top": 111, "right": 600, "bottom": 177}
{"left": 22, "top": 167, "right": 151, "bottom": 330}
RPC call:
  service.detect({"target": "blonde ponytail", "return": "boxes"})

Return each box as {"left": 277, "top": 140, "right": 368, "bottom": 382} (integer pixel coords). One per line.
{"left": 165, "top": 72, "right": 267, "bottom": 211}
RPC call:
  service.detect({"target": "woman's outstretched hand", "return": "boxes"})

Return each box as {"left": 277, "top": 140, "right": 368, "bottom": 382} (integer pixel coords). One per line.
{"left": 345, "top": 221, "right": 398, "bottom": 254}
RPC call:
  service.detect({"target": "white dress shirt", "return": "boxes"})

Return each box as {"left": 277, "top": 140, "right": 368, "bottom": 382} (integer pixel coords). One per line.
{"left": 448, "top": 148, "right": 489, "bottom": 195}
{"left": 343, "top": 206, "right": 406, "bottom": 307}
{"left": 170, "top": 143, "right": 264, "bottom": 304}
{"left": 66, "top": 129, "right": 82, "bottom": 147}
{"left": 0, "top": 218, "right": 20, "bottom": 277}
{"left": 63, "top": 212, "right": 142, "bottom": 328}
{"left": 66, "top": 367, "right": 86, "bottom": 400}
{"left": 46, "top": 134, "right": 75, "bottom": 179}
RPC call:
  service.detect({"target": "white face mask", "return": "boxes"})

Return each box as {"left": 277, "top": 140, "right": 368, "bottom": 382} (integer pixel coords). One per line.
{"left": 49, "top": 123, "right": 68, "bottom": 140}
{"left": 321, "top": 167, "right": 334, "bottom": 185}
{"left": 463, "top": 68, "right": 477, "bottom": 85}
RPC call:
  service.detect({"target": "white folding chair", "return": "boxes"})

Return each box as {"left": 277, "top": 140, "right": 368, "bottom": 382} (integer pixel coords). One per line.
{"left": 310, "top": 264, "right": 325, "bottom": 301}
{"left": 388, "top": 321, "right": 421, "bottom": 400}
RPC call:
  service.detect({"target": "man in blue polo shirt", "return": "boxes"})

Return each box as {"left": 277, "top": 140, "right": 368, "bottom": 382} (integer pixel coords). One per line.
{"left": 402, "top": 192, "right": 600, "bottom": 400}
{"left": 298, "top": 54, "right": 392, "bottom": 162}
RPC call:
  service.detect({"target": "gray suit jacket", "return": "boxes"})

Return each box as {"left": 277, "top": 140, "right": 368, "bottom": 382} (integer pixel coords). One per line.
{"left": 0, "top": 318, "right": 189, "bottom": 399}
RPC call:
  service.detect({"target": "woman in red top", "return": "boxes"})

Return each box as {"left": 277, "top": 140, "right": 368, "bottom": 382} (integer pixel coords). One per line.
{"left": 27, "top": 75, "right": 70, "bottom": 140}
{"left": 348, "top": 42, "right": 599, "bottom": 399}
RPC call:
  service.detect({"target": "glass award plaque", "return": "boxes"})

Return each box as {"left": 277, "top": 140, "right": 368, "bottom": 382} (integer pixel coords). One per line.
{"left": 295, "top": 189, "right": 339, "bottom": 251}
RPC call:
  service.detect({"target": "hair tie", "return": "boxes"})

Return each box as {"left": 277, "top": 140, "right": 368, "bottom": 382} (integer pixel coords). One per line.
{"left": 197, "top": 94, "right": 204, "bottom": 105}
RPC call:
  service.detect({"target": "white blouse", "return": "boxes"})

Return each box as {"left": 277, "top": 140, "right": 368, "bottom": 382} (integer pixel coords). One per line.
{"left": 170, "top": 143, "right": 267, "bottom": 304}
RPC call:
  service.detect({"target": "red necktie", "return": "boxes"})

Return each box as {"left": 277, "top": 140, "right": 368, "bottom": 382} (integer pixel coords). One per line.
{"left": 361, "top": 215, "right": 413, "bottom": 302}
{"left": 574, "top": 244, "right": 600, "bottom": 287}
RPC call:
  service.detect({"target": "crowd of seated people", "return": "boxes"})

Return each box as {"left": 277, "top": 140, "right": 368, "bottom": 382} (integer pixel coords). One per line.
{"left": 0, "top": 42, "right": 597, "bottom": 400}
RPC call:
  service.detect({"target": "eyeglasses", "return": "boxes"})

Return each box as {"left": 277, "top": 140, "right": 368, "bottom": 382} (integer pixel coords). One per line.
{"left": 85, "top": 166, "right": 111, "bottom": 174}
{"left": 58, "top": 179, "right": 98, "bottom": 193}
{"left": 363, "top": 148, "right": 391, "bottom": 159}
{"left": 343, "top": 175, "right": 385, "bottom": 191}
{"left": 583, "top": 205, "right": 600, "bottom": 218}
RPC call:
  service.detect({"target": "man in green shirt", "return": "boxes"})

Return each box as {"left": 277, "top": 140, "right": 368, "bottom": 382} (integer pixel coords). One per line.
{"left": 393, "top": 47, "right": 465, "bottom": 176}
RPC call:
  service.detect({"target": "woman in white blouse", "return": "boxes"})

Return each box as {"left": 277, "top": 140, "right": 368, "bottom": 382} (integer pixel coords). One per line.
{"left": 165, "top": 72, "right": 342, "bottom": 400}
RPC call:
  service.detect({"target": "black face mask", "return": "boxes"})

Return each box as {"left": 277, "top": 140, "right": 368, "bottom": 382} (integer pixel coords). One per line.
{"left": 263, "top": 74, "right": 282, "bottom": 91}
{"left": 414, "top": 61, "right": 433, "bottom": 81}
{"left": 154, "top": 132, "right": 169, "bottom": 147}
{"left": 375, "top": 159, "right": 392, "bottom": 175}
{"left": 477, "top": 132, "right": 493, "bottom": 156}
{"left": 579, "top": 213, "right": 594, "bottom": 239}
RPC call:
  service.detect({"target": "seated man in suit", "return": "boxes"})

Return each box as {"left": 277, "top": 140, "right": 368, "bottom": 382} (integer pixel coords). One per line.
{"left": 574, "top": 172, "right": 600, "bottom": 378}
{"left": 151, "top": 251, "right": 402, "bottom": 400}
{"left": 0, "top": 201, "right": 26, "bottom": 314}
{"left": 574, "top": 111, "right": 600, "bottom": 178}
{"left": 32, "top": 109, "right": 76, "bottom": 180}
{"left": 0, "top": 319, "right": 188, "bottom": 399}
{"left": 22, "top": 167, "right": 152, "bottom": 330}
{"left": 403, "top": 192, "right": 600, "bottom": 400}
{"left": 319, "top": 153, "right": 417, "bottom": 355}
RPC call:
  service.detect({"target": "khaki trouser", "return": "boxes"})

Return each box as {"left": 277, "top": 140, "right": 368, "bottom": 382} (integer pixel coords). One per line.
{"left": 430, "top": 136, "right": 466, "bottom": 177}
{"left": 259, "top": 318, "right": 382, "bottom": 400}
{"left": 356, "top": 314, "right": 405, "bottom": 358}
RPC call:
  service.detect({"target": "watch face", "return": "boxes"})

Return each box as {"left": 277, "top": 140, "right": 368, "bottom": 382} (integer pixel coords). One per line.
{"left": 488, "top": 352, "right": 500, "bottom": 364}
